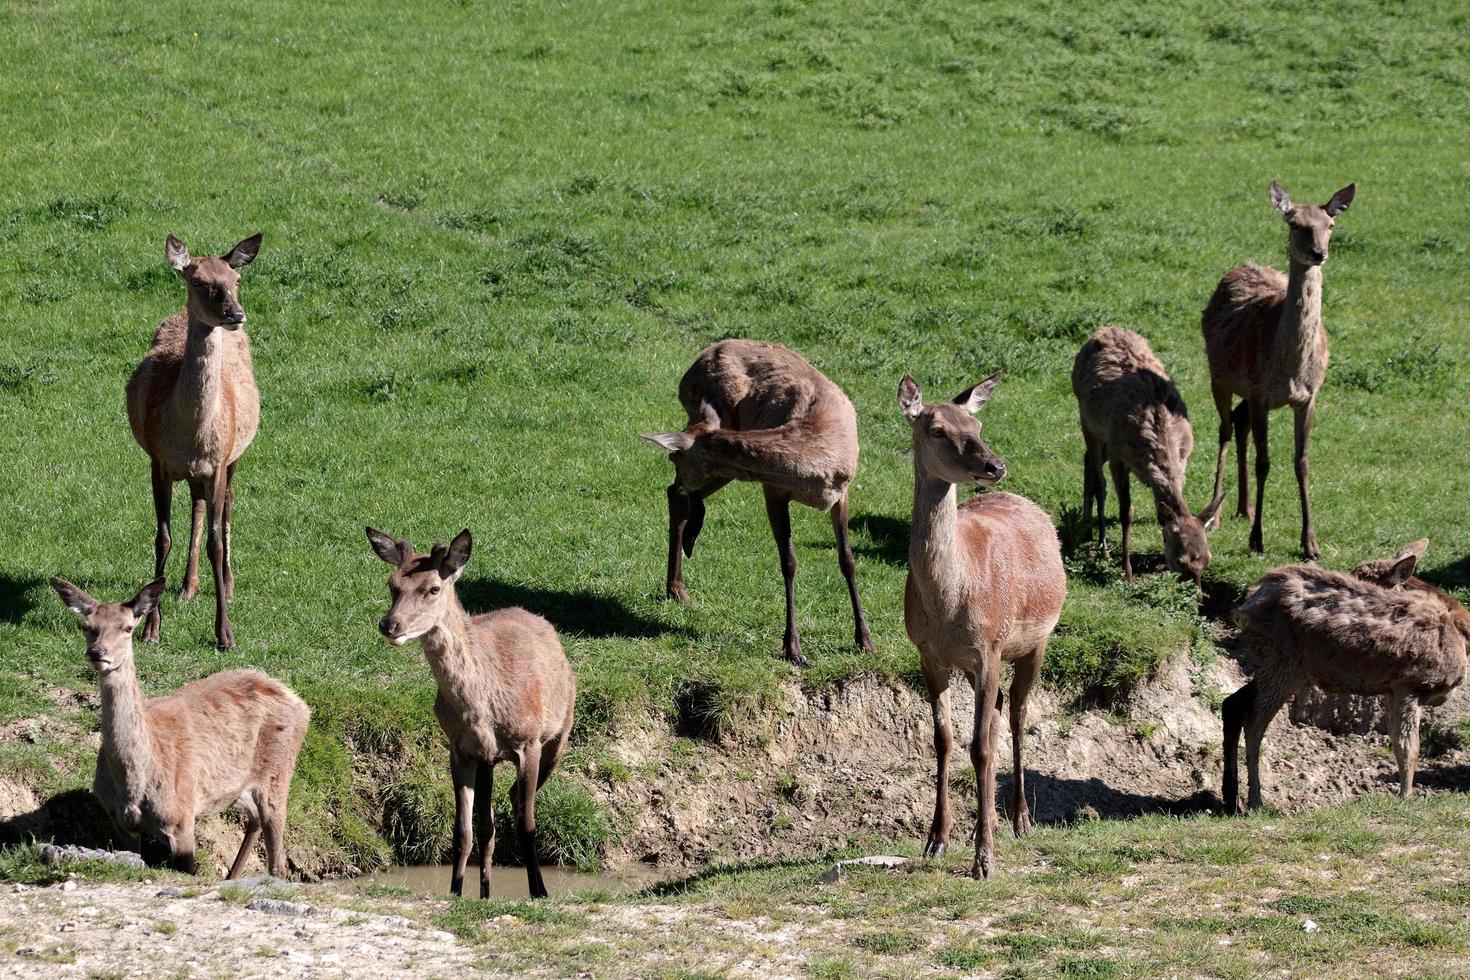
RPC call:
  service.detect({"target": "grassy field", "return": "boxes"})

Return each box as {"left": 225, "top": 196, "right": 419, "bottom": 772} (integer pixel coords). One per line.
{"left": 2, "top": 0, "right": 1469, "bottom": 868}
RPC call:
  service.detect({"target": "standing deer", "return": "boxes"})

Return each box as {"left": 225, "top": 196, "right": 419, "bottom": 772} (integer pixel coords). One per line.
{"left": 126, "top": 233, "right": 263, "bottom": 649}
{"left": 899, "top": 372, "right": 1066, "bottom": 878}
{"left": 49, "top": 576, "right": 309, "bottom": 877}
{"left": 1203, "top": 181, "right": 1355, "bottom": 558}
{"left": 1072, "top": 326, "right": 1224, "bottom": 586}
{"left": 1223, "top": 540, "right": 1469, "bottom": 812}
{"left": 366, "top": 527, "right": 575, "bottom": 900}
{"left": 642, "top": 339, "right": 875, "bottom": 666}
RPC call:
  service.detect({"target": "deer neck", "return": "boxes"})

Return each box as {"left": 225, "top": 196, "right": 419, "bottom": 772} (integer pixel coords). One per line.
{"left": 909, "top": 462, "right": 965, "bottom": 607}
{"left": 1279, "top": 260, "right": 1324, "bottom": 358}
{"left": 97, "top": 660, "right": 153, "bottom": 799}
{"left": 174, "top": 315, "right": 226, "bottom": 439}
{"left": 420, "top": 592, "right": 491, "bottom": 692}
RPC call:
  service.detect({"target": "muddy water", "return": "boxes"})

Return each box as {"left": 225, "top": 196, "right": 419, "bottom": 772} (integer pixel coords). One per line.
{"left": 363, "top": 863, "right": 665, "bottom": 899}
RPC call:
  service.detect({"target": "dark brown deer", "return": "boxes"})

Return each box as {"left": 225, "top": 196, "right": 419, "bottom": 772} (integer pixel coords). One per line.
{"left": 367, "top": 527, "right": 576, "bottom": 899}
{"left": 49, "top": 576, "right": 309, "bottom": 877}
{"left": 125, "top": 233, "right": 263, "bottom": 648}
{"left": 899, "top": 372, "right": 1067, "bottom": 878}
{"left": 643, "top": 339, "right": 874, "bottom": 665}
{"left": 1202, "top": 181, "right": 1355, "bottom": 558}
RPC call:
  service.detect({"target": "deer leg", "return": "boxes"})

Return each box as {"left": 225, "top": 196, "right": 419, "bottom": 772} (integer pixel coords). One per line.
{"left": 1221, "top": 680, "right": 1255, "bottom": 815}
{"left": 1109, "top": 460, "right": 1133, "bottom": 581}
{"left": 1081, "top": 434, "right": 1103, "bottom": 547}
{"left": 664, "top": 483, "right": 693, "bottom": 603}
{"left": 1292, "top": 400, "right": 1319, "bottom": 560}
{"left": 830, "top": 492, "right": 874, "bottom": 653}
{"left": 1010, "top": 647, "right": 1043, "bottom": 838}
{"left": 475, "top": 761, "right": 495, "bottom": 899}
{"left": 1388, "top": 691, "right": 1422, "bottom": 798}
{"left": 1247, "top": 398, "right": 1270, "bottom": 554}
{"left": 1233, "top": 401, "right": 1252, "bottom": 522}
{"left": 1209, "top": 385, "right": 1233, "bottom": 530}
{"left": 1243, "top": 668, "right": 1296, "bottom": 811}
{"left": 143, "top": 461, "right": 171, "bottom": 644}
{"left": 166, "top": 825, "right": 197, "bottom": 875}
{"left": 516, "top": 747, "right": 548, "bottom": 899}
{"left": 972, "top": 662, "right": 1002, "bottom": 879}
{"left": 205, "top": 472, "right": 234, "bottom": 649}
{"left": 261, "top": 798, "right": 290, "bottom": 879}
{"left": 448, "top": 750, "right": 475, "bottom": 897}
{"left": 221, "top": 461, "right": 237, "bottom": 600}
{"left": 227, "top": 816, "right": 261, "bottom": 879}
{"left": 1094, "top": 443, "right": 1109, "bottom": 554}
{"left": 764, "top": 487, "right": 804, "bottom": 666}
{"left": 182, "top": 481, "right": 205, "bottom": 601}
{"left": 921, "top": 658, "right": 953, "bottom": 859}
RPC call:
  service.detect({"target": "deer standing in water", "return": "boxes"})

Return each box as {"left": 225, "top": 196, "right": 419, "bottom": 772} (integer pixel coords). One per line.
{"left": 899, "top": 372, "right": 1066, "bottom": 878}
{"left": 1202, "top": 181, "right": 1355, "bottom": 558}
{"left": 49, "top": 576, "right": 309, "bottom": 877}
{"left": 642, "top": 339, "right": 875, "bottom": 665}
{"left": 367, "top": 527, "right": 576, "bottom": 899}
{"left": 126, "top": 233, "right": 263, "bottom": 648}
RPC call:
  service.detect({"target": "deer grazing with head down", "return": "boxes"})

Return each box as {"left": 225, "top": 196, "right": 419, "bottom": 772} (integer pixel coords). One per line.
{"left": 642, "top": 339, "right": 875, "bottom": 666}
{"left": 367, "top": 527, "right": 575, "bottom": 899}
{"left": 126, "top": 233, "right": 264, "bottom": 649}
{"left": 1072, "top": 326, "right": 1223, "bottom": 587}
{"left": 49, "top": 576, "right": 309, "bottom": 877}
{"left": 1202, "top": 181, "right": 1355, "bottom": 558}
{"left": 1223, "top": 540, "right": 1469, "bottom": 813}
{"left": 899, "top": 372, "right": 1066, "bottom": 878}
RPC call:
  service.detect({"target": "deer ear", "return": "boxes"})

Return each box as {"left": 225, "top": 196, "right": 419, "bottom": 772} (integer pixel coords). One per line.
{"left": 126, "top": 578, "right": 166, "bottom": 619}
{"left": 1197, "top": 489, "right": 1226, "bottom": 528}
{"left": 222, "top": 233, "right": 263, "bottom": 270}
{"left": 1324, "top": 184, "right": 1355, "bottom": 217}
{"left": 49, "top": 578, "right": 97, "bottom": 617}
{"left": 1386, "top": 552, "right": 1419, "bottom": 586}
{"left": 441, "top": 529, "right": 472, "bottom": 579}
{"left": 898, "top": 374, "right": 923, "bottom": 419}
{"left": 1396, "top": 538, "right": 1429, "bottom": 562}
{"left": 166, "top": 235, "right": 191, "bottom": 273}
{"left": 953, "top": 371, "right": 1003, "bottom": 414}
{"left": 1270, "top": 180, "right": 1292, "bottom": 216}
{"left": 642, "top": 431, "right": 695, "bottom": 453}
{"left": 366, "top": 527, "right": 406, "bottom": 566}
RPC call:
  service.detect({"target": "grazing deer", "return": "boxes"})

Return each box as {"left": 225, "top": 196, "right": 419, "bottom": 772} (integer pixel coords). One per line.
{"left": 642, "top": 339, "right": 875, "bottom": 666}
{"left": 1223, "top": 540, "right": 1469, "bottom": 812}
{"left": 1202, "top": 181, "right": 1355, "bottom": 558}
{"left": 366, "top": 527, "right": 575, "bottom": 900}
{"left": 1072, "top": 326, "right": 1224, "bottom": 587}
{"left": 49, "top": 576, "right": 309, "bottom": 877}
{"left": 899, "top": 372, "right": 1066, "bottom": 878}
{"left": 125, "top": 233, "right": 263, "bottom": 649}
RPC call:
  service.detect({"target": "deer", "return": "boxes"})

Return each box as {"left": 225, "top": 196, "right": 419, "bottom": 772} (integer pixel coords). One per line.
{"left": 125, "top": 233, "right": 263, "bottom": 649}
{"left": 642, "top": 339, "right": 875, "bottom": 666}
{"left": 1072, "top": 326, "right": 1224, "bottom": 587}
{"left": 899, "top": 372, "right": 1067, "bottom": 878}
{"left": 48, "top": 576, "right": 309, "bottom": 877}
{"left": 1202, "top": 180, "right": 1355, "bottom": 559}
{"left": 1222, "top": 540, "right": 1469, "bottom": 813}
{"left": 366, "top": 527, "right": 576, "bottom": 900}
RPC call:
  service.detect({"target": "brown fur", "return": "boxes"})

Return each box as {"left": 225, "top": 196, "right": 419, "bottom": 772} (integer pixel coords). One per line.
{"left": 1072, "top": 327, "right": 1222, "bottom": 586}
{"left": 898, "top": 373, "right": 1067, "bottom": 878}
{"left": 1202, "top": 181, "right": 1355, "bottom": 557}
{"left": 125, "top": 234, "right": 264, "bottom": 649}
{"left": 48, "top": 576, "right": 308, "bottom": 877}
{"left": 643, "top": 339, "right": 873, "bottom": 665}
{"left": 1222, "top": 541, "right": 1467, "bottom": 812}
{"left": 366, "top": 528, "right": 576, "bottom": 900}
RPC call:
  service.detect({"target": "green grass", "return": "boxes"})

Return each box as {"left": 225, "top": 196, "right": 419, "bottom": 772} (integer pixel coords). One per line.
{"left": 2, "top": 0, "right": 1469, "bottom": 868}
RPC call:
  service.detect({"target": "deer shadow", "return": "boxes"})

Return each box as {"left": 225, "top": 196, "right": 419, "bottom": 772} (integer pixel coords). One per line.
{"left": 849, "top": 513, "right": 908, "bottom": 566}
{"left": 0, "top": 570, "right": 44, "bottom": 625}
{"left": 993, "top": 772, "right": 1221, "bottom": 826}
{"left": 0, "top": 789, "right": 114, "bottom": 850}
{"left": 1421, "top": 553, "right": 1470, "bottom": 594}
{"left": 456, "top": 577, "right": 689, "bottom": 640}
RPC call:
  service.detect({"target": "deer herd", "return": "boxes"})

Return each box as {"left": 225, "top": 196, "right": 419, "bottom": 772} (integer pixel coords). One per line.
{"left": 40, "top": 179, "right": 1470, "bottom": 890}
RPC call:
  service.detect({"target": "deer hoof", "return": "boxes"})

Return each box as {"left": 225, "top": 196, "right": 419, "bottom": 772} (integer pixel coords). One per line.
{"left": 1013, "top": 812, "right": 1033, "bottom": 838}
{"left": 666, "top": 586, "right": 691, "bottom": 604}
{"left": 216, "top": 626, "right": 236, "bottom": 650}
{"left": 179, "top": 582, "right": 199, "bottom": 601}
{"left": 783, "top": 649, "right": 809, "bottom": 668}
{"left": 972, "top": 852, "right": 995, "bottom": 879}
{"left": 923, "top": 837, "right": 947, "bottom": 860}
{"left": 857, "top": 631, "right": 876, "bottom": 654}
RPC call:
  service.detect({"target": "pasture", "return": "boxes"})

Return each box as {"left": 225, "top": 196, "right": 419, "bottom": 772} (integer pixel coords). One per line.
{"left": 2, "top": 0, "right": 1469, "bottom": 883}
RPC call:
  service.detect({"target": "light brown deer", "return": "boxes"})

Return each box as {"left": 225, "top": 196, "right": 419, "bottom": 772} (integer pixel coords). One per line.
{"left": 1223, "top": 540, "right": 1468, "bottom": 812}
{"left": 367, "top": 527, "right": 575, "bottom": 900}
{"left": 126, "top": 233, "right": 263, "bottom": 649}
{"left": 899, "top": 372, "right": 1066, "bottom": 878}
{"left": 49, "top": 576, "right": 309, "bottom": 877}
{"left": 642, "top": 339, "right": 874, "bottom": 666}
{"left": 1072, "top": 326, "right": 1224, "bottom": 587}
{"left": 1203, "top": 181, "right": 1355, "bottom": 558}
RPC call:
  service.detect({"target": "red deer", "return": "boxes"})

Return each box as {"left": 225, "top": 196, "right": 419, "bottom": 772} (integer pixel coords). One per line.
{"left": 49, "top": 576, "right": 309, "bottom": 877}
{"left": 1202, "top": 181, "right": 1355, "bottom": 558}
{"left": 367, "top": 527, "right": 575, "bottom": 899}
{"left": 899, "top": 372, "right": 1067, "bottom": 878}
{"left": 643, "top": 339, "right": 874, "bottom": 665}
{"left": 125, "top": 233, "right": 263, "bottom": 648}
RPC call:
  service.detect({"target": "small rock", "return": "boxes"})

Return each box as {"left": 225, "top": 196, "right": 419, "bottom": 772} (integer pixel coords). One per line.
{"left": 40, "top": 844, "right": 146, "bottom": 869}
{"left": 12, "top": 884, "right": 29, "bottom": 893}
{"left": 156, "top": 887, "right": 183, "bottom": 898}
{"left": 1075, "top": 805, "right": 1101, "bottom": 822}
{"left": 428, "top": 930, "right": 457, "bottom": 942}
{"left": 820, "top": 855, "right": 909, "bottom": 883}
{"left": 15, "top": 946, "right": 40, "bottom": 957}
{"left": 60, "top": 880, "right": 77, "bottom": 892}
{"left": 1302, "top": 919, "right": 1319, "bottom": 933}
{"left": 371, "top": 914, "right": 412, "bottom": 929}
{"left": 247, "top": 898, "right": 314, "bottom": 917}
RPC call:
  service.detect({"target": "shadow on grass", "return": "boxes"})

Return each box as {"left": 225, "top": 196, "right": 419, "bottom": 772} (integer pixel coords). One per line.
{"left": 0, "top": 571, "right": 44, "bottom": 624}
{"left": 850, "top": 513, "right": 907, "bottom": 565}
{"left": 0, "top": 789, "right": 114, "bottom": 851}
{"left": 996, "top": 772, "right": 1221, "bottom": 826}
{"left": 1421, "top": 553, "right": 1470, "bottom": 594}
{"left": 457, "top": 577, "right": 690, "bottom": 640}
{"left": 636, "top": 854, "right": 833, "bottom": 899}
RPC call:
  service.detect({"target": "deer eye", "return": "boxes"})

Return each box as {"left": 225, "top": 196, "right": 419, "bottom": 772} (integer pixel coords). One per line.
{"left": 123, "top": 625, "right": 134, "bottom": 634}
{"left": 928, "top": 427, "right": 946, "bottom": 439}
{"left": 428, "top": 586, "right": 441, "bottom": 596}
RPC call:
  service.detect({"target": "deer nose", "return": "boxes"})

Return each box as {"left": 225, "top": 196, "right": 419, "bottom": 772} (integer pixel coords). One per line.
{"left": 984, "top": 459, "right": 1006, "bottom": 479}
{"left": 1308, "top": 247, "right": 1326, "bottom": 262}
{"left": 379, "top": 616, "right": 399, "bottom": 637}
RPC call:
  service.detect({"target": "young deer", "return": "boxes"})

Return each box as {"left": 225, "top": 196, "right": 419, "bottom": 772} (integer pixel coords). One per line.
{"left": 125, "top": 233, "right": 263, "bottom": 649}
{"left": 1072, "top": 327, "right": 1223, "bottom": 587}
{"left": 1202, "top": 181, "right": 1355, "bottom": 558}
{"left": 366, "top": 527, "right": 575, "bottom": 900}
{"left": 49, "top": 576, "right": 309, "bottom": 877}
{"left": 899, "top": 372, "right": 1066, "bottom": 878}
{"left": 642, "top": 339, "right": 875, "bottom": 666}
{"left": 1223, "top": 540, "right": 1468, "bottom": 812}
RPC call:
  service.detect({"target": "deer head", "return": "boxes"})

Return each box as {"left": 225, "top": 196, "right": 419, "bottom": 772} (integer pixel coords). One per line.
{"left": 49, "top": 577, "right": 165, "bottom": 673}
{"left": 1352, "top": 539, "right": 1429, "bottom": 589}
{"left": 1158, "top": 492, "right": 1225, "bottom": 589}
{"left": 1270, "top": 181, "right": 1354, "bottom": 268}
{"left": 366, "top": 527, "right": 472, "bottom": 645}
{"left": 167, "top": 233, "right": 263, "bottom": 329}
{"left": 899, "top": 372, "right": 1007, "bottom": 487}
